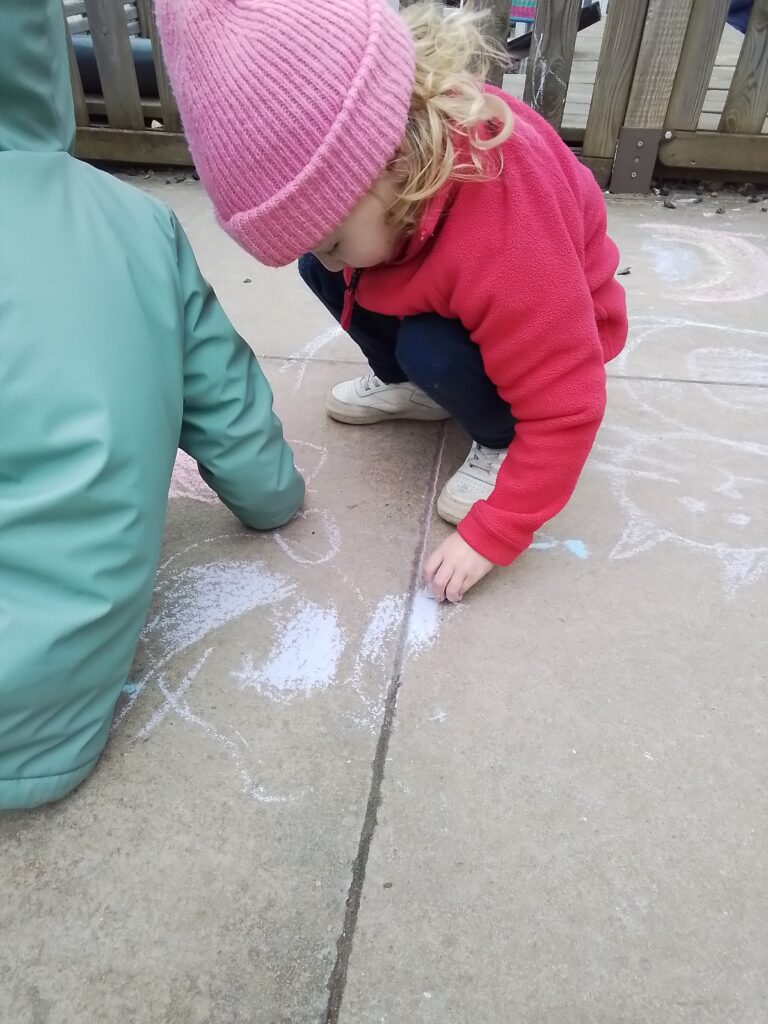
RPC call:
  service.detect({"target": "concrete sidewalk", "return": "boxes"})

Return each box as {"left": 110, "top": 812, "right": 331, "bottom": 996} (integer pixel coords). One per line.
{"left": 2, "top": 182, "right": 766, "bottom": 1024}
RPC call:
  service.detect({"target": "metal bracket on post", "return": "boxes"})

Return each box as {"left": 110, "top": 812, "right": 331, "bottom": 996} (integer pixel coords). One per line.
{"left": 610, "top": 127, "right": 665, "bottom": 193}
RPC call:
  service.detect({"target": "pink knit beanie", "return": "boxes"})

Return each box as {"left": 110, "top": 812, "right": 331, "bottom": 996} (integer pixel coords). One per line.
{"left": 155, "top": 0, "right": 415, "bottom": 267}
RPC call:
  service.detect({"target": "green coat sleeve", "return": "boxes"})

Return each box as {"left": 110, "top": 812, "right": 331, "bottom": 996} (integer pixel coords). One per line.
{"left": 174, "top": 219, "right": 305, "bottom": 529}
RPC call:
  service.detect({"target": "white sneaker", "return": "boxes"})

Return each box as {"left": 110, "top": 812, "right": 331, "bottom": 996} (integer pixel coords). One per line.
{"left": 436, "top": 442, "right": 508, "bottom": 525}
{"left": 325, "top": 373, "right": 449, "bottom": 425}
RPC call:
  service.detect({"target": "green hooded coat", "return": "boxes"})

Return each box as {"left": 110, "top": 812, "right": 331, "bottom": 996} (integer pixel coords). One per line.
{"left": 0, "top": 0, "right": 304, "bottom": 810}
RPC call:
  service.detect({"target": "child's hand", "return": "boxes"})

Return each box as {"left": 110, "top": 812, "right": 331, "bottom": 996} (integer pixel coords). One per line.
{"left": 423, "top": 532, "right": 495, "bottom": 603}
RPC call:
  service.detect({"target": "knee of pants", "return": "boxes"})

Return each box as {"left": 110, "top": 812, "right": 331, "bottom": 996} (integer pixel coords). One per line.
{"left": 395, "top": 314, "right": 475, "bottom": 390}
{"left": 298, "top": 253, "right": 343, "bottom": 307}
{"left": 297, "top": 253, "right": 320, "bottom": 292}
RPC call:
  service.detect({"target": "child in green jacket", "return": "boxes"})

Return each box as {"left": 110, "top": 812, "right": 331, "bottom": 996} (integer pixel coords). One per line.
{"left": 0, "top": 0, "right": 303, "bottom": 810}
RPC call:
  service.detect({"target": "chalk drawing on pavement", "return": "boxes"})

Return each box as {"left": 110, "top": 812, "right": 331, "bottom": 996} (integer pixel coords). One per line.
{"left": 117, "top": 440, "right": 458, "bottom": 801}
{"left": 639, "top": 224, "right": 768, "bottom": 304}
{"left": 591, "top": 428, "right": 768, "bottom": 597}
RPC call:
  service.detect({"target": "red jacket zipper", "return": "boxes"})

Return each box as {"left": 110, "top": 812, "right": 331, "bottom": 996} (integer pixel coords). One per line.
{"left": 340, "top": 269, "right": 361, "bottom": 331}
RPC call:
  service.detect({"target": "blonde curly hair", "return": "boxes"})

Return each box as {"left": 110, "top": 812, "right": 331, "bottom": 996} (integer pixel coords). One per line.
{"left": 387, "top": 1, "right": 513, "bottom": 233}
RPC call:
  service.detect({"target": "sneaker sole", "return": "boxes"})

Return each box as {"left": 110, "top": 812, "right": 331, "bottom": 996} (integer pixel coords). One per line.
{"left": 435, "top": 488, "right": 471, "bottom": 526}
{"left": 325, "top": 393, "right": 450, "bottom": 425}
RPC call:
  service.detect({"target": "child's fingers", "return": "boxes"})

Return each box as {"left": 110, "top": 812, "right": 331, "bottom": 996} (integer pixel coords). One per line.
{"left": 422, "top": 548, "right": 444, "bottom": 587}
{"left": 445, "top": 571, "right": 467, "bottom": 604}
{"left": 430, "top": 561, "right": 456, "bottom": 603}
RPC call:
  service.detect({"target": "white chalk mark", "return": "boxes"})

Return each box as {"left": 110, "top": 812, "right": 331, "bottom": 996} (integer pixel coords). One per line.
{"left": 135, "top": 647, "right": 214, "bottom": 739}
{"left": 273, "top": 507, "right": 341, "bottom": 565}
{"left": 142, "top": 560, "right": 293, "bottom": 657}
{"left": 641, "top": 224, "right": 768, "bottom": 303}
{"left": 134, "top": 648, "right": 298, "bottom": 803}
{"left": 233, "top": 599, "right": 344, "bottom": 700}
{"left": 287, "top": 439, "right": 328, "bottom": 488}
{"left": 593, "top": 312, "right": 768, "bottom": 597}
{"left": 594, "top": 429, "right": 768, "bottom": 598}
{"left": 360, "top": 595, "right": 402, "bottom": 666}
{"left": 406, "top": 590, "right": 441, "bottom": 653}
{"left": 138, "top": 659, "right": 294, "bottom": 802}
{"left": 121, "top": 423, "right": 456, "bottom": 799}
{"left": 278, "top": 325, "right": 342, "bottom": 389}
{"left": 157, "top": 531, "right": 240, "bottom": 574}
{"left": 687, "top": 347, "right": 768, "bottom": 390}
{"left": 614, "top": 315, "right": 768, "bottom": 378}
{"left": 231, "top": 727, "right": 252, "bottom": 751}
{"left": 530, "top": 28, "right": 567, "bottom": 113}
{"left": 113, "top": 557, "right": 293, "bottom": 729}
{"left": 168, "top": 449, "right": 219, "bottom": 503}
{"left": 679, "top": 496, "right": 706, "bottom": 514}
{"left": 612, "top": 316, "right": 768, "bottom": 418}
{"left": 727, "top": 513, "right": 751, "bottom": 527}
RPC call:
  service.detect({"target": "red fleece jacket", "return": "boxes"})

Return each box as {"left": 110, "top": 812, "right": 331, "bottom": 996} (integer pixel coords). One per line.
{"left": 345, "top": 91, "right": 628, "bottom": 566}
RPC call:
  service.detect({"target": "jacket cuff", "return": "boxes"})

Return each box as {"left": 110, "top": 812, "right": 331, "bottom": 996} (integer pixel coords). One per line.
{"left": 457, "top": 510, "right": 524, "bottom": 567}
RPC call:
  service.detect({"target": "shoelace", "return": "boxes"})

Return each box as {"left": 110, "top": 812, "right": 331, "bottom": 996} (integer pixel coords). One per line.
{"left": 360, "top": 373, "right": 386, "bottom": 393}
{"left": 465, "top": 442, "right": 507, "bottom": 479}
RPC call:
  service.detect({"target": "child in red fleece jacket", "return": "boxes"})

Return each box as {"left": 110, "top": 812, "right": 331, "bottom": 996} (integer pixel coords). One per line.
{"left": 157, "top": 0, "right": 628, "bottom": 603}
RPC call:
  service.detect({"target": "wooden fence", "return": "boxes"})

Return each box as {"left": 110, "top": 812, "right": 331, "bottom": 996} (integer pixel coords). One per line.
{"left": 64, "top": 0, "right": 189, "bottom": 164}
{"left": 502, "top": 0, "right": 768, "bottom": 189}
{"left": 65, "top": 0, "right": 768, "bottom": 188}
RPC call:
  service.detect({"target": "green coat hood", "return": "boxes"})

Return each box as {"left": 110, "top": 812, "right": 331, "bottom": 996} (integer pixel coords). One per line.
{"left": 0, "top": 0, "right": 75, "bottom": 154}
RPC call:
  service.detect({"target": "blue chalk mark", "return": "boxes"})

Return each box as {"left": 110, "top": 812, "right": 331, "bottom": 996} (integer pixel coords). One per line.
{"left": 564, "top": 539, "right": 589, "bottom": 559}
{"left": 531, "top": 534, "right": 590, "bottom": 559}
{"left": 122, "top": 682, "right": 139, "bottom": 695}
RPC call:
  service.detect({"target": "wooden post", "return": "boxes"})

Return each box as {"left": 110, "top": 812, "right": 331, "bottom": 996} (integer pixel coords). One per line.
{"left": 62, "top": 5, "right": 89, "bottom": 127}
{"left": 523, "top": 0, "right": 582, "bottom": 131}
{"left": 624, "top": 0, "right": 695, "bottom": 128}
{"left": 666, "top": 0, "right": 729, "bottom": 130}
{"left": 472, "top": 0, "right": 510, "bottom": 87}
{"left": 581, "top": 0, "right": 651, "bottom": 187}
{"left": 136, "top": 0, "right": 151, "bottom": 36}
{"left": 136, "top": 0, "right": 182, "bottom": 133}
{"left": 84, "top": 0, "right": 145, "bottom": 130}
{"left": 718, "top": 0, "right": 768, "bottom": 134}
{"left": 610, "top": 0, "right": 695, "bottom": 192}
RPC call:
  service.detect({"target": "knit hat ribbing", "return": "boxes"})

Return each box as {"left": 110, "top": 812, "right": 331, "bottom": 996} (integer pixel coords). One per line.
{"left": 155, "top": 0, "right": 415, "bottom": 267}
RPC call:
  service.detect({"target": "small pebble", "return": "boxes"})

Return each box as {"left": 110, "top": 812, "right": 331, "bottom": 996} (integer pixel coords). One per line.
{"left": 617, "top": 266, "right": 631, "bottom": 276}
{"left": 663, "top": 198, "right": 676, "bottom": 209}
{"left": 748, "top": 195, "right": 760, "bottom": 203}
{"left": 695, "top": 185, "right": 704, "bottom": 195}
{"left": 692, "top": 196, "right": 703, "bottom": 204}
{"left": 174, "top": 173, "right": 187, "bottom": 183}
{"left": 762, "top": 207, "right": 768, "bottom": 213}
{"left": 716, "top": 207, "right": 725, "bottom": 215}
{"left": 243, "top": 278, "right": 252, "bottom": 284}
{"left": 165, "top": 179, "right": 172, "bottom": 185}
{"left": 659, "top": 186, "right": 670, "bottom": 197}
{"left": 383, "top": 882, "right": 393, "bottom": 889}
{"left": 191, "top": 171, "right": 200, "bottom": 180}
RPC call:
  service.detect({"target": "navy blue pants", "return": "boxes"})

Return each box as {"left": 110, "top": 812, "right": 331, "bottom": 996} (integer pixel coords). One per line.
{"left": 727, "top": 0, "right": 753, "bottom": 32}
{"left": 298, "top": 255, "right": 516, "bottom": 449}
